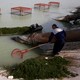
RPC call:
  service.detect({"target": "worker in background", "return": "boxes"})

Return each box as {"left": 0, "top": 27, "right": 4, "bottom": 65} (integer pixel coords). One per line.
{"left": 48, "top": 24, "right": 66, "bottom": 56}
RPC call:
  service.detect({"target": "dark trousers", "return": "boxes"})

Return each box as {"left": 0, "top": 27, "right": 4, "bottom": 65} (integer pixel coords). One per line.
{"left": 52, "top": 41, "right": 65, "bottom": 55}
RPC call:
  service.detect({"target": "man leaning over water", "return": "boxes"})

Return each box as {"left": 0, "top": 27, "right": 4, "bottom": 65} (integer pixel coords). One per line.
{"left": 27, "top": 24, "right": 66, "bottom": 57}
{"left": 48, "top": 24, "right": 66, "bottom": 56}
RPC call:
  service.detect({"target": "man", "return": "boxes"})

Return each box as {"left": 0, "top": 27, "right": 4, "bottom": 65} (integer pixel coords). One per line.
{"left": 48, "top": 24, "right": 66, "bottom": 56}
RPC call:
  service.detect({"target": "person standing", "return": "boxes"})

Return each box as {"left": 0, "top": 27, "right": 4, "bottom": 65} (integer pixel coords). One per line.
{"left": 48, "top": 24, "right": 66, "bottom": 56}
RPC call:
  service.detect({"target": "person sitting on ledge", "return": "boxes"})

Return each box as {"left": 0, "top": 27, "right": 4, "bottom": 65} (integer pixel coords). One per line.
{"left": 48, "top": 24, "right": 66, "bottom": 57}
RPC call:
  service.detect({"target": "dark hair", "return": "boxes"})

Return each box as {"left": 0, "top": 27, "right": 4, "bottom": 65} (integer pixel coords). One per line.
{"left": 52, "top": 24, "right": 58, "bottom": 28}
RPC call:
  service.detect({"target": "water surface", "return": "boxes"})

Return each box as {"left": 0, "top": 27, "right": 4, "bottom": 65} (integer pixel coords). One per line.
{"left": 0, "top": 0, "right": 80, "bottom": 27}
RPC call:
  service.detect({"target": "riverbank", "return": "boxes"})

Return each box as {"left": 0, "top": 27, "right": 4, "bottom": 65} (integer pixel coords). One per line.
{"left": 55, "top": 6, "right": 80, "bottom": 25}
{"left": 0, "top": 24, "right": 43, "bottom": 36}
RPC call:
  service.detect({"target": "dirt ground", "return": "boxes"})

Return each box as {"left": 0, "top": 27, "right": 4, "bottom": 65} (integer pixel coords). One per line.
{"left": 58, "top": 41, "right": 80, "bottom": 80}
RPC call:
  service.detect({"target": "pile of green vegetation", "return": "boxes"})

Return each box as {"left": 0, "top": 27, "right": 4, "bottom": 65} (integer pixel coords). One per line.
{"left": 0, "top": 26, "right": 30, "bottom": 35}
{"left": 6, "top": 56, "right": 74, "bottom": 80}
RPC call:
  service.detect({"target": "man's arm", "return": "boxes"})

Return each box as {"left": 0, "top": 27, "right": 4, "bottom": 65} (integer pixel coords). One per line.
{"left": 48, "top": 32, "right": 54, "bottom": 42}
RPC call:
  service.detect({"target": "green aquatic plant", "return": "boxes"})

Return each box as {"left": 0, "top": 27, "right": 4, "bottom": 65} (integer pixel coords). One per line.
{"left": 6, "top": 56, "right": 74, "bottom": 80}
{"left": 0, "top": 26, "right": 30, "bottom": 35}
{"left": 0, "top": 24, "right": 43, "bottom": 35}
